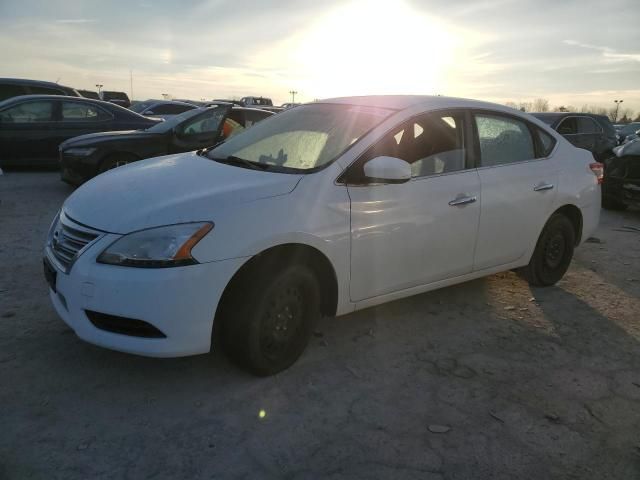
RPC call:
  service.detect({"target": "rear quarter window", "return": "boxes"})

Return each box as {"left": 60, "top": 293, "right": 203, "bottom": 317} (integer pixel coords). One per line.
{"left": 535, "top": 128, "right": 556, "bottom": 157}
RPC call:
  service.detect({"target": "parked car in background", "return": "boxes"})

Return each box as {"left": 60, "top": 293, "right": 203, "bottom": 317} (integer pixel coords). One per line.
{"left": 615, "top": 122, "right": 640, "bottom": 143}
{"left": 240, "top": 96, "right": 273, "bottom": 107}
{"left": 59, "top": 106, "right": 273, "bottom": 184}
{"left": 0, "top": 95, "right": 159, "bottom": 167}
{"left": 602, "top": 138, "right": 640, "bottom": 210}
{"left": 212, "top": 99, "right": 243, "bottom": 106}
{"left": 281, "top": 102, "right": 301, "bottom": 109}
{"left": 130, "top": 100, "right": 197, "bottom": 120}
{"left": 100, "top": 91, "right": 131, "bottom": 108}
{"left": 45, "top": 95, "right": 601, "bottom": 375}
{"left": 0, "top": 78, "right": 80, "bottom": 101}
{"left": 533, "top": 112, "right": 618, "bottom": 161}
{"left": 78, "top": 89, "right": 100, "bottom": 100}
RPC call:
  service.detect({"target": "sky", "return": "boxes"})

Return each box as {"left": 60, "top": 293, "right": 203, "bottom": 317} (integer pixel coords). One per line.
{"left": 0, "top": 0, "right": 638, "bottom": 113}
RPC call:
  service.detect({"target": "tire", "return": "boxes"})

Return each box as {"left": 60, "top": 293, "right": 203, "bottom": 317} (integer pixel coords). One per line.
{"left": 98, "top": 153, "right": 137, "bottom": 174}
{"left": 520, "top": 214, "right": 576, "bottom": 287}
{"left": 602, "top": 196, "right": 628, "bottom": 211}
{"left": 219, "top": 264, "right": 320, "bottom": 376}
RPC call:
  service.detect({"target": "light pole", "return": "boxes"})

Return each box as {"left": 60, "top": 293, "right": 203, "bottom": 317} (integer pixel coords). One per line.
{"left": 614, "top": 99, "right": 623, "bottom": 123}
{"left": 95, "top": 84, "right": 103, "bottom": 96}
{"left": 289, "top": 90, "right": 298, "bottom": 103}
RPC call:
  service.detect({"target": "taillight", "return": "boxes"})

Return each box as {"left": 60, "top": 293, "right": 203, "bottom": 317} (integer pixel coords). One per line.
{"left": 589, "top": 162, "right": 604, "bottom": 184}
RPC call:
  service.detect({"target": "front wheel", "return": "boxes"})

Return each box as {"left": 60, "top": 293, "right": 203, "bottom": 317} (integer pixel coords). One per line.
{"left": 520, "top": 213, "right": 576, "bottom": 287}
{"left": 220, "top": 264, "right": 320, "bottom": 376}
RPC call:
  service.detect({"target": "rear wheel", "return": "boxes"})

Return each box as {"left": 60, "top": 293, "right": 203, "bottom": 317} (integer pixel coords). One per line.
{"left": 219, "top": 264, "right": 320, "bottom": 376}
{"left": 520, "top": 213, "right": 575, "bottom": 287}
{"left": 98, "top": 153, "right": 138, "bottom": 173}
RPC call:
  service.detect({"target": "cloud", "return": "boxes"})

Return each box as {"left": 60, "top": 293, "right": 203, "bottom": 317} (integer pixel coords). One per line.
{"left": 564, "top": 39, "right": 640, "bottom": 63}
{"left": 55, "top": 18, "right": 96, "bottom": 24}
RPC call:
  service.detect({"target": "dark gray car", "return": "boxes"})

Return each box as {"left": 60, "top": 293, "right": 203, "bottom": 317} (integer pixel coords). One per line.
{"left": 533, "top": 112, "right": 618, "bottom": 161}
{"left": 0, "top": 78, "right": 80, "bottom": 102}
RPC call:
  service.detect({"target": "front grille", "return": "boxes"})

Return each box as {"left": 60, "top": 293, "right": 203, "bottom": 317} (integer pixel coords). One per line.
{"left": 49, "top": 213, "right": 101, "bottom": 272}
{"left": 85, "top": 310, "right": 167, "bottom": 338}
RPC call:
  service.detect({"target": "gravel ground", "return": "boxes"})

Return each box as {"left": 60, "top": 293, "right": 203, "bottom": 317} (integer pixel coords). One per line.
{"left": 1, "top": 171, "right": 639, "bottom": 480}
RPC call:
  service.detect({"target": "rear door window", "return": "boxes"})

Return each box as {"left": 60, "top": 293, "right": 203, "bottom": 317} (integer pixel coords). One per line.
{"left": 475, "top": 114, "right": 535, "bottom": 166}
{"left": 577, "top": 117, "right": 601, "bottom": 134}
{"left": 61, "top": 102, "right": 111, "bottom": 121}
{"left": 0, "top": 101, "right": 54, "bottom": 123}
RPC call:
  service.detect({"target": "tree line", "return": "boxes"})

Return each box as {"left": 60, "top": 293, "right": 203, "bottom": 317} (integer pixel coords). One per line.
{"left": 504, "top": 99, "right": 639, "bottom": 123}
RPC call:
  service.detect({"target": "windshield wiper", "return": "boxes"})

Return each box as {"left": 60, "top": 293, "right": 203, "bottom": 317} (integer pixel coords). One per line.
{"left": 210, "top": 155, "right": 271, "bottom": 171}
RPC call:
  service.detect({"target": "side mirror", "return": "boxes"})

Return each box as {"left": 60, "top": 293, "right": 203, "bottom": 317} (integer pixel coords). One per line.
{"left": 363, "top": 156, "right": 411, "bottom": 184}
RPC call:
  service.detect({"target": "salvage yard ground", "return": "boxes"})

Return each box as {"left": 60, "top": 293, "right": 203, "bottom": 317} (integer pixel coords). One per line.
{"left": 1, "top": 172, "right": 639, "bottom": 479}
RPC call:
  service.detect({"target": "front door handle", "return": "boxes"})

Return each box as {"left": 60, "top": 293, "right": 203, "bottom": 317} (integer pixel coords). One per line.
{"left": 448, "top": 195, "right": 477, "bottom": 207}
{"left": 533, "top": 183, "right": 554, "bottom": 192}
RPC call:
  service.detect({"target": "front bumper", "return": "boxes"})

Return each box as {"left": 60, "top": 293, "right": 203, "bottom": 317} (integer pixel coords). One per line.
{"left": 45, "top": 233, "right": 246, "bottom": 357}
{"left": 59, "top": 151, "right": 101, "bottom": 185}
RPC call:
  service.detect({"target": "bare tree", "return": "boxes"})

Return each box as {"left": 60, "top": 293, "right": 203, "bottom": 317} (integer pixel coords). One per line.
{"left": 518, "top": 101, "right": 532, "bottom": 112}
{"left": 617, "top": 108, "right": 634, "bottom": 123}
{"left": 531, "top": 98, "right": 550, "bottom": 112}
{"left": 504, "top": 101, "right": 518, "bottom": 109}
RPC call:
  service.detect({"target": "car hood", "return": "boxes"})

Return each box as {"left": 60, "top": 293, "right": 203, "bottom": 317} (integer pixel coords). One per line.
{"left": 63, "top": 152, "right": 303, "bottom": 233}
{"left": 60, "top": 129, "right": 159, "bottom": 148}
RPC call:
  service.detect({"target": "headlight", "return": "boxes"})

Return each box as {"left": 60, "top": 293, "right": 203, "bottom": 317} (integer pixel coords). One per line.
{"left": 97, "top": 222, "right": 213, "bottom": 267}
{"left": 63, "top": 147, "right": 97, "bottom": 156}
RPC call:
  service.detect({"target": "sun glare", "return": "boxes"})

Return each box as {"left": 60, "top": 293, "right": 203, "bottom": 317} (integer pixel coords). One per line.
{"left": 292, "top": 0, "right": 458, "bottom": 98}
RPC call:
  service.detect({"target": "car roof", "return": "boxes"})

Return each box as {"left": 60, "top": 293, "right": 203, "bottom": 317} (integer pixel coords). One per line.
{"left": 144, "top": 99, "right": 197, "bottom": 107}
{"left": 230, "top": 106, "right": 274, "bottom": 114}
{"left": 0, "top": 77, "right": 76, "bottom": 89}
{"left": 0, "top": 94, "right": 130, "bottom": 111}
{"left": 319, "top": 95, "right": 523, "bottom": 113}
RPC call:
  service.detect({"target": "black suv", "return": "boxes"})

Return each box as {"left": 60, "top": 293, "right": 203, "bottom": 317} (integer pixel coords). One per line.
{"left": 0, "top": 78, "right": 80, "bottom": 102}
{"left": 101, "top": 91, "right": 131, "bottom": 108}
{"left": 532, "top": 112, "right": 618, "bottom": 161}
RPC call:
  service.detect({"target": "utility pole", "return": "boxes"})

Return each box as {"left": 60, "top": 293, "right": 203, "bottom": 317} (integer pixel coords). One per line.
{"left": 130, "top": 70, "right": 133, "bottom": 100}
{"left": 289, "top": 90, "right": 298, "bottom": 103}
{"left": 614, "top": 99, "right": 623, "bottom": 123}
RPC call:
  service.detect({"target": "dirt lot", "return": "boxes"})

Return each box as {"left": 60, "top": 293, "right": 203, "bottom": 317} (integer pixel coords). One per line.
{"left": 1, "top": 171, "right": 639, "bottom": 479}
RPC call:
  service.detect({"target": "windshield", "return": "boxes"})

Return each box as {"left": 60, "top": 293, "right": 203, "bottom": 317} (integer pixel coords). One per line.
{"left": 130, "top": 101, "right": 154, "bottom": 113}
{"left": 145, "top": 107, "right": 210, "bottom": 133}
{"left": 207, "top": 103, "right": 393, "bottom": 171}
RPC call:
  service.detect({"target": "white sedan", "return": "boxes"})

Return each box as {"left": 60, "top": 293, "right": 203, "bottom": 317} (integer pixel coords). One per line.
{"left": 43, "top": 96, "right": 602, "bottom": 375}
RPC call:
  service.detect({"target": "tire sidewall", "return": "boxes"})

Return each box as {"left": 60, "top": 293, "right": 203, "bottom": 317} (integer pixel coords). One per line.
{"left": 531, "top": 215, "right": 575, "bottom": 286}
{"left": 244, "top": 265, "right": 320, "bottom": 375}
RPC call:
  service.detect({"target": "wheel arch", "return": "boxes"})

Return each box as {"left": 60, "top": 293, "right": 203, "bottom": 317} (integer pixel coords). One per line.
{"left": 551, "top": 204, "right": 583, "bottom": 246}
{"left": 214, "top": 243, "right": 339, "bottom": 325}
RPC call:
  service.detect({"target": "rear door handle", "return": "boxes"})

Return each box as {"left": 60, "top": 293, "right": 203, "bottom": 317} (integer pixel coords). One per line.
{"left": 533, "top": 183, "right": 554, "bottom": 192}
{"left": 448, "top": 195, "right": 477, "bottom": 207}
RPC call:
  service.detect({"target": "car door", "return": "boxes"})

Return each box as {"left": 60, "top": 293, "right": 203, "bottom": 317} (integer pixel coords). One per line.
{"left": 473, "top": 112, "right": 559, "bottom": 270}
{"left": 54, "top": 100, "right": 115, "bottom": 149}
{"left": 170, "top": 105, "right": 232, "bottom": 152}
{"left": 0, "top": 98, "right": 57, "bottom": 166}
{"left": 345, "top": 110, "right": 481, "bottom": 302}
{"left": 576, "top": 116, "right": 600, "bottom": 155}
